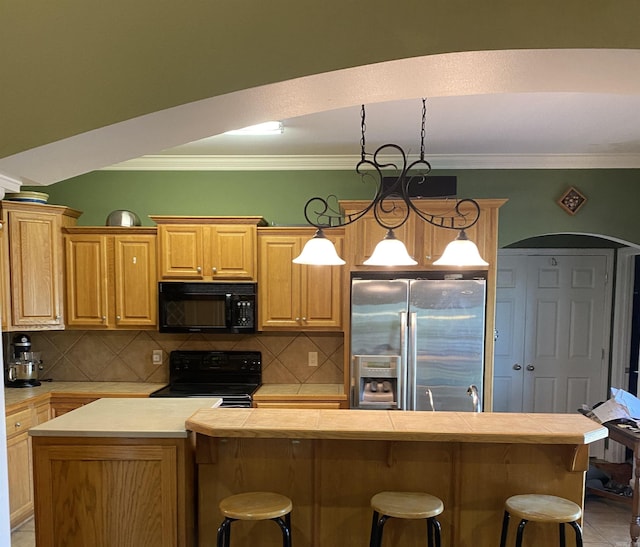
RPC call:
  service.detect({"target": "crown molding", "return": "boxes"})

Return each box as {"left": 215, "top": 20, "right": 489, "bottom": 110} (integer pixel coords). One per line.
{"left": 101, "top": 153, "right": 640, "bottom": 171}
{"left": 0, "top": 173, "right": 24, "bottom": 195}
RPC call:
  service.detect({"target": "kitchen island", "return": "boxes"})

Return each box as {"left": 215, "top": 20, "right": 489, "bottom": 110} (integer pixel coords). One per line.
{"left": 29, "top": 397, "right": 220, "bottom": 547}
{"left": 187, "top": 408, "right": 607, "bottom": 547}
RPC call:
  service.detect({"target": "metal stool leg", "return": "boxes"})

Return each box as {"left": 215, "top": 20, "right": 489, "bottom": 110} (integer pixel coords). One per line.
{"left": 514, "top": 519, "right": 528, "bottom": 547}
{"left": 568, "top": 521, "right": 583, "bottom": 547}
{"left": 372, "top": 514, "right": 389, "bottom": 547}
{"left": 216, "top": 517, "right": 235, "bottom": 547}
{"left": 273, "top": 516, "right": 292, "bottom": 547}
{"left": 559, "top": 522, "right": 566, "bottom": 547}
{"left": 370, "top": 511, "right": 380, "bottom": 547}
{"left": 427, "top": 517, "right": 441, "bottom": 547}
{"left": 499, "top": 511, "right": 510, "bottom": 547}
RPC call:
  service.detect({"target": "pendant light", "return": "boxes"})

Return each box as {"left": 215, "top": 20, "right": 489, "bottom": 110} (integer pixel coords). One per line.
{"left": 434, "top": 230, "right": 489, "bottom": 267}
{"left": 293, "top": 229, "right": 346, "bottom": 265}
{"left": 363, "top": 230, "right": 417, "bottom": 266}
{"left": 294, "top": 99, "right": 487, "bottom": 267}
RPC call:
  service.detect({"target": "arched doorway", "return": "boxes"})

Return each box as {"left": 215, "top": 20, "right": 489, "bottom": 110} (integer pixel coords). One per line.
{"left": 495, "top": 234, "right": 640, "bottom": 461}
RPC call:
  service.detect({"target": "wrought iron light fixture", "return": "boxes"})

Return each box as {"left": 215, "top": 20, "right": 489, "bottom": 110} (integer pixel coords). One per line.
{"left": 293, "top": 99, "right": 487, "bottom": 267}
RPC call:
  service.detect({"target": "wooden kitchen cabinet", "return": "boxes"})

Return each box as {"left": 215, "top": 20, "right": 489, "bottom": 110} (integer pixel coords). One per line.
{"left": 258, "top": 228, "right": 344, "bottom": 330}
{"left": 32, "top": 436, "right": 196, "bottom": 547}
{"left": 151, "top": 216, "right": 266, "bottom": 281}
{"left": 64, "top": 227, "right": 157, "bottom": 329}
{"left": 5, "top": 398, "right": 50, "bottom": 529}
{"left": 49, "top": 396, "right": 98, "bottom": 418}
{"left": 0, "top": 201, "right": 81, "bottom": 331}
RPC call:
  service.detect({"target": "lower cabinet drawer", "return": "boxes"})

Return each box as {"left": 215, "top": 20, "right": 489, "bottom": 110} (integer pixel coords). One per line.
{"left": 5, "top": 408, "right": 33, "bottom": 439}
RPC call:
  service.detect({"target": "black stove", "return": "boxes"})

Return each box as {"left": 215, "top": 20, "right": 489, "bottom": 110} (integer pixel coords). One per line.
{"left": 149, "top": 350, "right": 261, "bottom": 407}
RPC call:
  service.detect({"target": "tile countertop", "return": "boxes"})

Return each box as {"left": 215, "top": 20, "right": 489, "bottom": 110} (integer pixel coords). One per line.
{"left": 4, "top": 381, "right": 166, "bottom": 410}
{"left": 253, "top": 383, "right": 346, "bottom": 399}
{"left": 29, "top": 397, "right": 221, "bottom": 438}
{"left": 186, "top": 408, "right": 609, "bottom": 445}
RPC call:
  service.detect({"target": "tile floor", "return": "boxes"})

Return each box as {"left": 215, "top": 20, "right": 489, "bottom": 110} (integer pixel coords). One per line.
{"left": 9, "top": 495, "right": 635, "bottom": 546}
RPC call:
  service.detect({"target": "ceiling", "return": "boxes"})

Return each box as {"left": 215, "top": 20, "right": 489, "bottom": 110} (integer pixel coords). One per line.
{"left": 124, "top": 92, "right": 640, "bottom": 171}
{"left": 4, "top": 49, "right": 640, "bottom": 190}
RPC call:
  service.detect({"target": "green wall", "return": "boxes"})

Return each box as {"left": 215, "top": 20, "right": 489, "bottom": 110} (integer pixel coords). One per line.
{"left": 31, "top": 168, "right": 640, "bottom": 248}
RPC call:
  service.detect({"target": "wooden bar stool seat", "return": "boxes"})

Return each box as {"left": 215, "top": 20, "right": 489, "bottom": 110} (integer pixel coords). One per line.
{"left": 370, "top": 491, "right": 444, "bottom": 547}
{"left": 499, "top": 494, "right": 583, "bottom": 547}
{"left": 216, "top": 492, "right": 293, "bottom": 547}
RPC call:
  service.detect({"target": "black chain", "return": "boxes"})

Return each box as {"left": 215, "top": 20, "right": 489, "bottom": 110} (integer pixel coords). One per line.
{"left": 360, "top": 104, "right": 366, "bottom": 161}
{"left": 420, "top": 98, "right": 426, "bottom": 161}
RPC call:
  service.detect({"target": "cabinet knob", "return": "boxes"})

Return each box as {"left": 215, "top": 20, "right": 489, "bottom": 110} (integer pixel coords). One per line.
{"left": 55, "top": 315, "right": 61, "bottom": 320}
{"left": 101, "top": 316, "right": 106, "bottom": 322}
{"left": 512, "top": 364, "right": 522, "bottom": 371}
{"left": 15, "top": 422, "right": 20, "bottom": 428}
{"left": 302, "top": 317, "right": 307, "bottom": 322}
{"left": 526, "top": 364, "right": 535, "bottom": 371}
{"left": 295, "top": 317, "right": 300, "bottom": 322}
{"left": 196, "top": 266, "right": 202, "bottom": 273}
{"left": 212, "top": 267, "right": 217, "bottom": 274}
{"left": 116, "top": 315, "right": 121, "bottom": 321}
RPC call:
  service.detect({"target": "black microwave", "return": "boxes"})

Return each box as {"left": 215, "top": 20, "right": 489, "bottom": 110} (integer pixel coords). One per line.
{"left": 158, "top": 282, "right": 257, "bottom": 334}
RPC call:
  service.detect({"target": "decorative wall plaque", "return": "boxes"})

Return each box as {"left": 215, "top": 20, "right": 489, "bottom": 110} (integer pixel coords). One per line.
{"left": 557, "top": 186, "right": 587, "bottom": 215}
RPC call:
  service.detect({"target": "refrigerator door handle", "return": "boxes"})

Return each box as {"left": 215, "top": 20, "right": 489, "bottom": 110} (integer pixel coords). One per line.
{"left": 400, "top": 311, "right": 408, "bottom": 410}
{"left": 408, "top": 312, "right": 418, "bottom": 410}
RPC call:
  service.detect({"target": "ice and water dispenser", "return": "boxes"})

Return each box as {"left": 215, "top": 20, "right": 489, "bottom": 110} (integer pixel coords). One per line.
{"left": 353, "top": 355, "right": 402, "bottom": 409}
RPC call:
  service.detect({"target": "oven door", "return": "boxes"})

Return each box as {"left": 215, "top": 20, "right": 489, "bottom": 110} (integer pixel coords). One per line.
{"left": 149, "top": 385, "right": 255, "bottom": 408}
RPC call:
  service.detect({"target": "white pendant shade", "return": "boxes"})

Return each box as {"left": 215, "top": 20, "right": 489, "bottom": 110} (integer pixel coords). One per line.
{"left": 363, "top": 230, "right": 418, "bottom": 266}
{"left": 433, "top": 230, "right": 489, "bottom": 267}
{"left": 293, "top": 229, "right": 346, "bottom": 265}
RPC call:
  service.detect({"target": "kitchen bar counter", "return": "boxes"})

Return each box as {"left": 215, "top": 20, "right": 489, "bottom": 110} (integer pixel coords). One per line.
{"left": 189, "top": 408, "right": 607, "bottom": 547}
{"left": 186, "top": 407, "right": 606, "bottom": 444}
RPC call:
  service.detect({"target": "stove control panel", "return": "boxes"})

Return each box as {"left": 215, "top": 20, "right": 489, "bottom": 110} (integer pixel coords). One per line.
{"left": 168, "top": 350, "right": 262, "bottom": 384}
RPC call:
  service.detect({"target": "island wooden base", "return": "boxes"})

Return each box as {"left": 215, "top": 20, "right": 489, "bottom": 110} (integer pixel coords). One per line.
{"left": 32, "top": 436, "right": 196, "bottom": 547}
{"left": 196, "top": 436, "right": 588, "bottom": 547}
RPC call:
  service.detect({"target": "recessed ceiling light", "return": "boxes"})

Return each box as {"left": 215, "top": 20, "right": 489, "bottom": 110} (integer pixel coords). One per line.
{"left": 224, "top": 121, "right": 284, "bottom": 136}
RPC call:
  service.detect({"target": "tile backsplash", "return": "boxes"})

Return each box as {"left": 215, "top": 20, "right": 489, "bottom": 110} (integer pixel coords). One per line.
{"left": 3, "top": 331, "right": 344, "bottom": 385}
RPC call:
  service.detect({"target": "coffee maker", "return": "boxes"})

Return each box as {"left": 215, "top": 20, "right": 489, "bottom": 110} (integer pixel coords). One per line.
{"left": 5, "top": 333, "right": 42, "bottom": 388}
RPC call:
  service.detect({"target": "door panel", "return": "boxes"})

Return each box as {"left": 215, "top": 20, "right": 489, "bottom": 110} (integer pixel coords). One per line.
{"left": 524, "top": 254, "right": 608, "bottom": 413}
{"left": 493, "top": 256, "right": 527, "bottom": 412}
{"left": 495, "top": 251, "right": 611, "bottom": 415}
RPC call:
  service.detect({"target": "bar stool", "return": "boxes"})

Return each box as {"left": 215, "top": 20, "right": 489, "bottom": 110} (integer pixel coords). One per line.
{"left": 369, "top": 491, "right": 444, "bottom": 547}
{"left": 499, "top": 494, "right": 583, "bottom": 547}
{"left": 216, "top": 491, "right": 293, "bottom": 547}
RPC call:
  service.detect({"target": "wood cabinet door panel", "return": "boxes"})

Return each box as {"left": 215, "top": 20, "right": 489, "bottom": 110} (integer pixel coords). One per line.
{"left": 9, "top": 211, "right": 62, "bottom": 326}
{"left": 34, "top": 444, "right": 177, "bottom": 547}
{"left": 211, "top": 225, "right": 255, "bottom": 279}
{"left": 158, "top": 225, "right": 204, "bottom": 279}
{"left": 258, "top": 236, "right": 301, "bottom": 328}
{"left": 65, "top": 235, "right": 108, "bottom": 327}
{"left": 0, "top": 221, "right": 9, "bottom": 331}
{"left": 7, "top": 431, "right": 33, "bottom": 527}
{"left": 301, "top": 235, "right": 343, "bottom": 328}
{"left": 114, "top": 236, "right": 157, "bottom": 327}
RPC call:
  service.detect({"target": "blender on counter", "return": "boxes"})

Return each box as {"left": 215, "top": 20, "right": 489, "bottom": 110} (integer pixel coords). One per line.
{"left": 5, "top": 333, "right": 43, "bottom": 388}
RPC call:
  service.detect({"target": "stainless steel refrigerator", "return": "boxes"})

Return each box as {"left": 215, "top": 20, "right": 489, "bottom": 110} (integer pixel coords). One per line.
{"left": 350, "top": 275, "right": 486, "bottom": 411}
